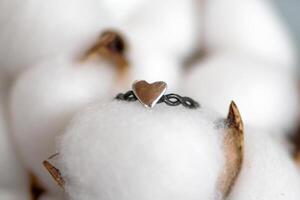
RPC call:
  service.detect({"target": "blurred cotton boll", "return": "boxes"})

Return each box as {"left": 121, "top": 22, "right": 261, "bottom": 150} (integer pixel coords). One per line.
{"left": 121, "top": 0, "right": 199, "bottom": 88}
{"left": 203, "top": 0, "right": 298, "bottom": 69}
{"left": 10, "top": 57, "right": 115, "bottom": 194}
{"left": 0, "top": 115, "right": 30, "bottom": 199}
{"left": 228, "top": 127, "right": 300, "bottom": 200}
{"left": 122, "top": 0, "right": 199, "bottom": 60}
{"left": 129, "top": 52, "right": 182, "bottom": 91}
{"left": 184, "top": 53, "right": 299, "bottom": 134}
{"left": 0, "top": 75, "right": 30, "bottom": 199}
{"left": 0, "top": 0, "right": 111, "bottom": 75}
{"left": 0, "top": 0, "right": 199, "bottom": 85}
{"left": 57, "top": 101, "right": 224, "bottom": 200}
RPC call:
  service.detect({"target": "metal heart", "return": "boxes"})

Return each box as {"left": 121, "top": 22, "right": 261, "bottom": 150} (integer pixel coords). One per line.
{"left": 132, "top": 80, "right": 167, "bottom": 108}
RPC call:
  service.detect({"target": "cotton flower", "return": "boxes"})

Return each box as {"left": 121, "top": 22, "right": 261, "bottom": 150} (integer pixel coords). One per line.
{"left": 120, "top": 0, "right": 198, "bottom": 89}
{"left": 0, "top": 76, "right": 30, "bottom": 199}
{"left": 10, "top": 57, "right": 116, "bottom": 194}
{"left": 0, "top": 0, "right": 111, "bottom": 75}
{"left": 228, "top": 127, "right": 300, "bottom": 200}
{"left": 184, "top": 52, "right": 299, "bottom": 133}
{"left": 55, "top": 100, "right": 244, "bottom": 200}
{"left": 0, "top": 0, "right": 198, "bottom": 88}
{"left": 202, "top": 0, "right": 297, "bottom": 69}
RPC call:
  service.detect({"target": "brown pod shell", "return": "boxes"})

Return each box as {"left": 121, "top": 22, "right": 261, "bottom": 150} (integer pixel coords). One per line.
{"left": 82, "top": 30, "right": 129, "bottom": 81}
{"left": 218, "top": 101, "right": 244, "bottom": 197}
{"left": 43, "top": 154, "right": 65, "bottom": 188}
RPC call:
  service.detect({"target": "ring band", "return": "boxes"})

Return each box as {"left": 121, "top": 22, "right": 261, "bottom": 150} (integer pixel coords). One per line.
{"left": 116, "top": 91, "right": 200, "bottom": 109}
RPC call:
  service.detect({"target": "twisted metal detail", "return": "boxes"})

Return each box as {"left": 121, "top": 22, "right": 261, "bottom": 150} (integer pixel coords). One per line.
{"left": 116, "top": 91, "right": 200, "bottom": 109}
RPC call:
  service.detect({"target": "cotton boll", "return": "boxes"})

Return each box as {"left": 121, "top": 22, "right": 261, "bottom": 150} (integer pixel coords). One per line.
{"left": 0, "top": 109, "right": 29, "bottom": 199}
{"left": 10, "top": 58, "right": 115, "bottom": 194}
{"left": 57, "top": 101, "right": 224, "bottom": 200}
{"left": 120, "top": 0, "right": 199, "bottom": 88}
{"left": 203, "top": 0, "right": 297, "bottom": 69}
{"left": 228, "top": 127, "right": 300, "bottom": 200}
{"left": 0, "top": 0, "right": 199, "bottom": 84}
{"left": 0, "top": 0, "right": 111, "bottom": 75}
{"left": 184, "top": 53, "right": 299, "bottom": 133}
{"left": 100, "top": 0, "right": 147, "bottom": 21}
{"left": 0, "top": 78, "right": 29, "bottom": 199}
{"left": 129, "top": 53, "right": 182, "bottom": 91}
{"left": 123, "top": 0, "right": 199, "bottom": 60}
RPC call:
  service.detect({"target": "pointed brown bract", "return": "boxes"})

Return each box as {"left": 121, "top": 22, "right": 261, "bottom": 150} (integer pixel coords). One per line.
{"left": 82, "top": 30, "right": 129, "bottom": 81}
{"left": 218, "top": 101, "right": 244, "bottom": 197}
{"left": 295, "top": 152, "right": 300, "bottom": 167}
{"left": 227, "top": 101, "right": 244, "bottom": 133}
{"left": 43, "top": 160, "right": 65, "bottom": 188}
{"left": 290, "top": 122, "right": 300, "bottom": 167}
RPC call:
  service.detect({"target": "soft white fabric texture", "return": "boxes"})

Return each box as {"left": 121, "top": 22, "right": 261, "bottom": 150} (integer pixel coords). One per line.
{"left": 0, "top": 76, "right": 29, "bottom": 199}
{"left": 57, "top": 101, "right": 224, "bottom": 200}
{"left": 203, "top": 0, "right": 297, "bottom": 69}
{"left": 228, "top": 127, "right": 300, "bottom": 200}
{"left": 10, "top": 58, "right": 115, "bottom": 193}
{"left": 184, "top": 53, "right": 299, "bottom": 133}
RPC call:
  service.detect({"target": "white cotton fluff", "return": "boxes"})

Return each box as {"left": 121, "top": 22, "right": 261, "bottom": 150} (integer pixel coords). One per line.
{"left": 128, "top": 52, "right": 182, "bottom": 91}
{"left": 10, "top": 58, "right": 116, "bottom": 194}
{"left": 203, "top": 0, "right": 298, "bottom": 69}
{"left": 57, "top": 101, "right": 224, "bottom": 200}
{"left": 0, "top": 0, "right": 199, "bottom": 88}
{"left": 0, "top": 77, "right": 30, "bottom": 199}
{"left": 0, "top": 99, "right": 30, "bottom": 200}
{"left": 121, "top": 0, "right": 199, "bottom": 60}
{"left": 120, "top": 0, "right": 199, "bottom": 89}
{"left": 183, "top": 53, "right": 299, "bottom": 133}
{"left": 0, "top": 0, "right": 112, "bottom": 75}
{"left": 0, "top": 112, "right": 30, "bottom": 199}
{"left": 0, "top": 113, "right": 30, "bottom": 200}
{"left": 228, "top": 127, "right": 300, "bottom": 200}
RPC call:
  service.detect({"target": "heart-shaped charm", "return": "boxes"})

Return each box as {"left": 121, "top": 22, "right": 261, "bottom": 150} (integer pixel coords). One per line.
{"left": 132, "top": 80, "right": 167, "bottom": 108}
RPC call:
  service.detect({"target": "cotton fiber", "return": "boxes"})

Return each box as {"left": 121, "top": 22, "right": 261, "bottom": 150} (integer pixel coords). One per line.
{"left": 184, "top": 53, "right": 299, "bottom": 133}
{"left": 120, "top": 0, "right": 198, "bottom": 89}
{"left": 10, "top": 57, "right": 115, "bottom": 194}
{"left": 0, "top": 0, "right": 199, "bottom": 89}
{"left": 203, "top": 0, "right": 297, "bottom": 69}
{"left": 57, "top": 101, "right": 225, "bottom": 200}
{"left": 228, "top": 127, "right": 300, "bottom": 200}
{"left": 0, "top": 0, "right": 111, "bottom": 75}
{"left": 0, "top": 77, "right": 30, "bottom": 199}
